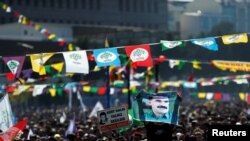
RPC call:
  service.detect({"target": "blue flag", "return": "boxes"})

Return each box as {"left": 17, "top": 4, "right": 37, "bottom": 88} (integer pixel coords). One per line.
{"left": 93, "top": 48, "right": 121, "bottom": 67}
{"left": 132, "top": 90, "right": 181, "bottom": 125}
{"left": 191, "top": 37, "right": 218, "bottom": 51}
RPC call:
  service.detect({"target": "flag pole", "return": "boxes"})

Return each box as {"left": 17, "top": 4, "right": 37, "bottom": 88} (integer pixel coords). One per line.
{"left": 126, "top": 61, "right": 131, "bottom": 108}
{"left": 105, "top": 36, "right": 111, "bottom": 108}
{"left": 154, "top": 63, "right": 159, "bottom": 93}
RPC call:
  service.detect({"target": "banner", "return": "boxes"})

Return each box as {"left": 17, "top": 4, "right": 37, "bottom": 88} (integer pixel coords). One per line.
{"left": 2, "top": 56, "right": 25, "bottom": 77}
{"left": 191, "top": 37, "right": 218, "bottom": 51}
{"left": 63, "top": 51, "right": 89, "bottom": 74}
{"left": 93, "top": 48, "right": 121, "bottom": 67}
{"left": 125, "top": 44, "right": 153, "bottom": 67}
{"left": 88, "top": 101, "right": 104, "bottom": 118}
{"left": 0, "top": 94, "right": 13, "bottom": 131}
{"left": 222, "top": 33, "right": 248, "bottom": 44}
{"left": 132, "top": 90, "right": 181, "bottom": 125}
{"left": 97, "top": 106, "right": 130, "bottom": 132}
{"left": 212, "top": 60, "right": 250, "bottom": 72}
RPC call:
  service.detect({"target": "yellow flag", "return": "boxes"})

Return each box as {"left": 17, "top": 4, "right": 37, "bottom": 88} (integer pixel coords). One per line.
{"left": 2, "top": 4, "right": 7, "bottom": 10}
{"left": 192, "top": 61, "right": 202, "bottom": 70}
{"left": 198, "top": 92, "right": 206, "bottom": 99}
{"left": 34, "top": 24, "right": 41, "bottom": 31}
{"left": 21, "top": 17, "right": 27, "bottom": 25}
{"left": 239, "top": 92, "right": 246, "bottom": 101}
{"left": 222, "top": 33, "right": 248, "bottom": 44}
{"left": 122, "top": 88, "right": 128, "bottom": 94}
{"left": 83, "top": 86, "right": 91, "bottom": 92}
{"left": 51, "top": 62, "right": 64, "bottom": 73}
{"left": 48, "top": 34, "right": 56, "bottom": 40}
{"left": 93, "top": 66, "right": 100, "bottom": 72}
{"left": 68, "top": 43, "right": 73, "bottom": 51}
{"left": 49, "top": 88, "right": 56, "bottom": 97}
{"left": 30, "top": 53, "right": 54, "bottom": 75}
{"left": 13, "top": 85, "right": 30, "bottom": 95}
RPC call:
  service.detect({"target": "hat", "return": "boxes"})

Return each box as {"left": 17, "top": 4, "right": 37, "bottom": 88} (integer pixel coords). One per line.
{"left": 54, "top": 134, "right": 61, "bottom": 138}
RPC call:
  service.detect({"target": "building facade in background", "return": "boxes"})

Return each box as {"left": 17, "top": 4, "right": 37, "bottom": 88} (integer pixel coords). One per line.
{"left": 0, "top": 0, "right": 169, "bottom": 45}
{"left": 169, "top": 0, "right": 250, "bottom": 39}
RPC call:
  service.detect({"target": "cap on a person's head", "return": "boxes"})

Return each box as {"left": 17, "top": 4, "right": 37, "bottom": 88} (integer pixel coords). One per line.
{"left": 148, "top": 95, "right": 168, "bottom": 100}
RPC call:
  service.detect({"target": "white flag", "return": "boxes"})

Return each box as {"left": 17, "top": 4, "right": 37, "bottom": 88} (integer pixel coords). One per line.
{"left": 233, "top": 79, "right": 249, "bottom": 84}
{"left": 63, "top": 51, "right": 89, "bottom": 74}
{"left": 88, "top": 101, "right": 104, "bottom": 118}
{"left": 206, "top": 93, "right": 214, "bottom": 100}
{"left": 0, "top": 94, "right": 13, "bottom": 131}
{"left": 32, "top": 85, "right": 47, "bottom": 97}
{"left": 169, "top": 59, "right": 180, "bottom": 68}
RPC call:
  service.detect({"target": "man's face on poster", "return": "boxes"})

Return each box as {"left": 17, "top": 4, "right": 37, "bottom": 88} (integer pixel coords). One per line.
{"left": 101, "top": 114, "right": 106, "bottom": 121}
{"left": 149, "top": 97, "right": 169, "bottom": 117}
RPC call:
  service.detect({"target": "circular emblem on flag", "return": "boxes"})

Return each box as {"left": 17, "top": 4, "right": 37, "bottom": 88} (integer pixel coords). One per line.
{"left": 97, "top": 51, "right": 116, "bottom": 63}
{"left": 130, "top": 48, "right": 149, "bottom": 62}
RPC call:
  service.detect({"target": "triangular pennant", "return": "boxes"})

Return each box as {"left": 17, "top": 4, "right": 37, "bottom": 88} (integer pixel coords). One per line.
{"left": 213, "top": 93, "right": 222, "bottom": 100}
{"left": 191, "top": 37, "right": 218, "bottom": 51}
{"left": 177, "top": 61, "right": 185, "bottom": 70}
{"left": 192, "top": 61, "right": 202, "bottom": 70}
{"left": 30, "top": 53, "right": 54, "bottom": 75}
{"left": 206, "top": 93, "right": 214, "bottom": 100}
{"left": 45, "top": 65, "right": 51, "bottom": 73}
{"left": 239, "top": 92, "right": 246, "bottom": 101}
{"left": 2, "top": 56, "right": 25, "bottom": 77}
{"left": 13, "top": 85, "right": 30, "bottom": 96}
{"left": 51, "top": 62, "right": 64, "bottom": 73}
{"left": 49, "top": 88, "right": 56, "bottom": 97}
{"left": 160, "top": 40, "right": 183, "bottom": 51}
{"left": 125, "top": 44, "right": 153, "bottom": 67}
{"left": 5, "top": 73, "right": 15, "bottom": 81}
{"left": 88, "top": 101, "right": 104, "bottom": 118}
{"left": 33, "top": 84, "right": 47, "bottom": 97}
{"left": 222, "top": 33, "right": 248, "bottom": 44}
{"left": 169, "top": 59, "right": 180, "bottom": 68}
{"left": 97, "top": 87, "right": 107, "bottom": 96}
{"left": 198, "top": 92, "right": 206, "bottom": 99}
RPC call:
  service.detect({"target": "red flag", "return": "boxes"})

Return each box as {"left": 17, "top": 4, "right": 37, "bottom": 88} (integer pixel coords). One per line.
{"left": 0, "top": 118, "right": 28, "bottom": 141}
{"left": 98, "top": 87, "right": 107, "bottom": 96}
{"left": 214, "top": 93, "right": 222, "bottom": 100}
{"left": 125, "top": 44, "right": 153, "bottom": 67}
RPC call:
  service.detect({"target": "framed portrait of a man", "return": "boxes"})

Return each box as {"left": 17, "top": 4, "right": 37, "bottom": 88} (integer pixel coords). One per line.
{"left": 132, "top": 90, "right": 181, "bottom": 125}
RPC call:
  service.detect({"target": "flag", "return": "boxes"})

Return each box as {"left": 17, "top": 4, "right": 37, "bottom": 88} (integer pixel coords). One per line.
{"left": 0, "top": 118, "right": 28, "bottom": 141}
{"left": 65, "top": 117, "right": 77, "bottom": 136}
{"left": 13, "top": 85, "right": 30, "bottom": 96}
{"left": 77, "top": 91, "right": 87, "bottom": 112}
{"left": 0, "top": 94, "right": 13, "bottom": 132}
{"left": 63, "top": 51, "right": 89, "bottom": 74}
{"left": 30, "top": 53, "right": 54, "bottom": 75}
{"left": 132, "top": 90, "right": 181, "bottom": 125}
{"left": 32, "top": 84, "right": 47, "bottom": 97}
{"left": 93, "top": 48, "right": 121, "bottom": 67}
{"left": 206, "top": 93, "right": 214, "bottom": 100}
{"left": 191, "top": 37, "right": 218, "bottom": 51}
{"left": 222, "top": 33, "right": 248, "bottom": 44}
{"left": 2, "top": 56, "right": 25, "bottom": 78}
{"left": 169, "top": 59, "right": 180, "bottom": 68}
{"left": 160, "top": 40, "right": 183, "bottom": 51}
{"left": 88, "top": 101, "right": 104, "bottom": 118}
{"left": 125, "top": 44, "right": 153, "bottom": 67}
{"left": 27, "top": 129, "right": 34, "bottom": 140}
{"left": 182, "top": 82, "right": 197, "bottom": 88}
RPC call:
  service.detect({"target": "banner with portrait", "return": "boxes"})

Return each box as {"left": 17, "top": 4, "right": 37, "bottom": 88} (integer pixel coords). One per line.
{"left": 132, "top": 90, "right": 181, "bottom": 125}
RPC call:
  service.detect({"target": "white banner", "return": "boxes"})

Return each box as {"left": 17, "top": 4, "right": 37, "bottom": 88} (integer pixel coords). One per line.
{"left": 0, "top": 94, "right": 13, "bottom": 131}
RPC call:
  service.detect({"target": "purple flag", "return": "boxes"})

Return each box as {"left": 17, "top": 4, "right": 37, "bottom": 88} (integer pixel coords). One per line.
{"left": 222, "top": 94, "right": 231, "bottom": 102}
{"left": 22, "top": 69, "right": 33, "bottom": 78}
{"left": 2, "top": 56, "right": 25, "bottom": 77}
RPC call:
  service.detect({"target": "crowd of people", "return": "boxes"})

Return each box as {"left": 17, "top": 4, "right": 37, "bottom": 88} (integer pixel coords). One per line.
{"left": 8, "top": 100, "right": 250, "bottom": 141}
